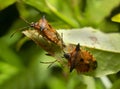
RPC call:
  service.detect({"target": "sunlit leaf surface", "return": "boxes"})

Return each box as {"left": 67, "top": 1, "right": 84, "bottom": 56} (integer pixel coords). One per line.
{"left": 23, "top": 27, "right": 120, "bottom": 77}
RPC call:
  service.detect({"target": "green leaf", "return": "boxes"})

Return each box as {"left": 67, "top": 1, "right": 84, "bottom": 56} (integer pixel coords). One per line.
{"left": 0, "top": 0, "right": 16, "bottom": 10}
{"left": 16, "top": 1, "right": 31, "bottom": 18}
{"left": 58, "top": 27, "right": 120, "bottom": 52}
{"left": 95, "top": 78, "right": 106, "bottom": 89}
{"left": 45, "top": 0, "right": 80, "bottom": 27}
{"left": 23, "top": 0, "right": 80, "bottom": 27}
{"left": 23, "top": 0, "right": 50, "bottom": 14}
{"left": 22, "top": 27, "right": 120, "bottom": 77}
{"left": 98, "top": 20, "right": 119, "bottom": 32}
{"left": 111, "top": 13, "right": 120, "bottom": 23}
{"left": 82, "top": 0, "right": 120, "bottom": 32}
{"left": 21, "top": 0, "right": 120, "bottom": 32}
{"left": 0, "top": 39, "right": 23, "bottom": 68}
{"left": 0, "top": 62, "right": 19, "bottom": 85}
{"left": 67, "top": 75, "right": 87, "bottom": 89}
{"left": 111, "top": 79, "right": 120, "bottom": 89}
{"left": 48, "top": 77, "right": 66, "bottom": 89}
{"left": 58, "top": 27, "right": 120, "bottom": 77}
{"left": 83, "top": 76, "right": 96, "bottom": 89}
{"left": 84, "top": 0, "right": 120, "bottom": 24}
{"left": 0, "top": 50, "right": 52, "bottom": 89}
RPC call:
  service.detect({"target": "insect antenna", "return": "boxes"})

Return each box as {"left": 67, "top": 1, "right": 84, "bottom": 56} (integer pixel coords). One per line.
{"left": 10, "top": 17, "right": 32, "bottom": 38}
{"left": 20, "top": 16, "right": 32, "bottom": 26}
{"left": 10, "top": 26, "right": 30, "bottom": 38}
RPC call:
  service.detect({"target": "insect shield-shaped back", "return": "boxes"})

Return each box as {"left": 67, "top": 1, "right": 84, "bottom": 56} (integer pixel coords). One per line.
{"left": 64, "top": 43, "right": 97, "bottom": 73}
{"left": 30, "top": 16, "right": 65, "bottom": 48}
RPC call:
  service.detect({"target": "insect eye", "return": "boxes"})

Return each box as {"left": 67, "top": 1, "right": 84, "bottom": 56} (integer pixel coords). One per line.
{"left": 64, "top": 53, "right": 70, "bottom": 59}
{"left": 30, "top": 22, "right": 35, "bottom": 27}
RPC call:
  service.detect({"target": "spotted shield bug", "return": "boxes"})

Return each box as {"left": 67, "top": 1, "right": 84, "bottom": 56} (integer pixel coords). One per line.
{"left": 64, "top": 43, "right": 97, "bottom": 73}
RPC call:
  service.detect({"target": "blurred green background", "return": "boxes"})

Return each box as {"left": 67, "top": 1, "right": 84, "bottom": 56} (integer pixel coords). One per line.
{"left": 0, "top": 0, "right": 120, "bottom": 89}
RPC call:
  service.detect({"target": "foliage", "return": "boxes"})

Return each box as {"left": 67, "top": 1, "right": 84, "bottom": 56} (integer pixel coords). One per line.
{"left": 0, "top": 0, "right": 120, "bottom": 89}
{"left": 111, "top": 13, "right": 120, "bottom": 23}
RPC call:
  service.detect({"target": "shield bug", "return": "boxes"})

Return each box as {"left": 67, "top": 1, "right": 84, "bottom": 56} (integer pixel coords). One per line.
{"left": 30, "top": 16, "right": 65, "bottom": 48}
{"left": 64, "top": 43, "right": 97, "bottom": 73}
{"left": 11, "top": 16, "right": 65, "bottom": 48}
